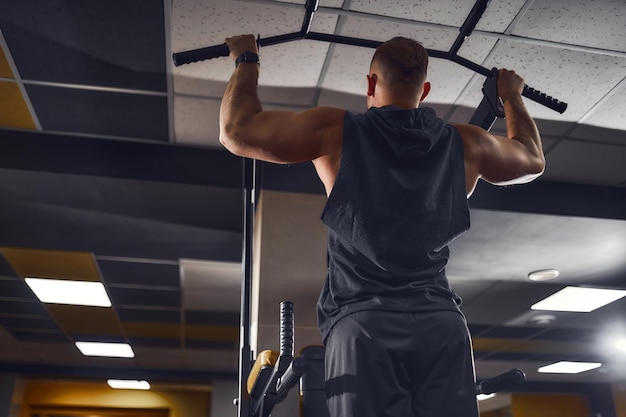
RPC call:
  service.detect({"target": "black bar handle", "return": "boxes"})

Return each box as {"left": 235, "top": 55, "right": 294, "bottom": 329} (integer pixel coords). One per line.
{"left": 279, "top": 301, "right": 294, "bottom": 358}
{"left": 450, "top": 0, "right": 489, "bottom": 54}
{"left": 476, "top": 368, "right": 526, "bottom": 395}
{"left": 276, "top": 357, "right": 308, "bottom": 398}
{"left": 173, "top": 43, "right": 230, "bottom": 66}
{"left": 522, "top": 84, "right": 568, "bottom": 114}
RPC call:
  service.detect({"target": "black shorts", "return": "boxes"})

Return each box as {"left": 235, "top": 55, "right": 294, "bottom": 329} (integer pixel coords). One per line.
{"left": 324, "top": 309, "right": 478, "bottom": 417}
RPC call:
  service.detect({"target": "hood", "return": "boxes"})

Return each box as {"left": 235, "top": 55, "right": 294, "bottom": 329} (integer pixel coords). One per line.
{"left": 365, "top": 106, "right": 446, "bottom": 161}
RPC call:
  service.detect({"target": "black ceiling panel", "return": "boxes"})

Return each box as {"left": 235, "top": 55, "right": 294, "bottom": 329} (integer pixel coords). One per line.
{"left": 116, "top": 308, "right": 181, "bottom": 324}
{"left": 0, "top": 300, "right": 49, "bottom": 316}
{"left": 99, "top": 261, "right": 181, "bottom": 288}
{"left": 69, "top": 333, "right": 127, "bottom": 343}
{"left": 128, "top": 336, "right": 181, "bottom": 348}
{"left": 9, "top": 329, "right": 69, "bottom": 342}
{"left": 186, "top": 339, "right": 236, "bottom": 350}
{"left": 185, "top": 310, "right": 239, "bottom": 326}
{"left": 0, "top": 0, "right": 167, "bottom": 92}
{"left": 0, "top": 256, "right": 17, "bottom": 277}
{"left": 0, "top": 278, "right": 36, "bottom": 299}
{"left": 25, "top": 84, "right": 169, "bottom": 141}
{"left": 107, "top": 287, "right": 180, "bottom": 308}
{"left": 0, "top": 316, "right": 61, "bottom": 330}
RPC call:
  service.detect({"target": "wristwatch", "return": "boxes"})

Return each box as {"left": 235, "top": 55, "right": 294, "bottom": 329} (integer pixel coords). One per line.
{"left": 236, "top": 51, "right": 260, "bottom": 67}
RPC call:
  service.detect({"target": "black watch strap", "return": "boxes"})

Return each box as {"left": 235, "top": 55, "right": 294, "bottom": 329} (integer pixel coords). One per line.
{"left": 235, "top": 51, "right": 260, "bottom": 67}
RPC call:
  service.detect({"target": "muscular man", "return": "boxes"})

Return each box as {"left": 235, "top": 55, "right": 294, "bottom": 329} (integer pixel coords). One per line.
{"left": 220, "top": 35, "right": 544, "bottom": 417}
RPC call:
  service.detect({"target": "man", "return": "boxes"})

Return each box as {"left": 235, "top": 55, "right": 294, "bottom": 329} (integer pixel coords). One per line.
{"left": 220, "top": 35, "right": 544, "bottom": 417}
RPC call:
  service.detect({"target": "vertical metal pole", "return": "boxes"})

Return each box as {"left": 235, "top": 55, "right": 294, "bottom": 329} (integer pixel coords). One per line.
{"left": 238, "top": 157, "right": 256, "bottom": 417}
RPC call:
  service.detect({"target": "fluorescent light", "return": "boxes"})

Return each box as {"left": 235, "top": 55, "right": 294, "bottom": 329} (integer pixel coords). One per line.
{"left": 531, "top": 286, "right": 626, "bottom": 312}
{"left": 477, "top": 393, "right": 496, "bottom": 401}
{"left": 75, "top": 341, "right": 134, "bottom": 358}
{"left": 25, "top": 277, "right": 112, "bottom": 307}
{"left": 107, "top": 379, "right": 150, "bottom": 390}
{"left": 617, "top": 338, "right": 626, "bottom": 353}
{"left": 538, "top": 361, "right": 601, "bottom": 374}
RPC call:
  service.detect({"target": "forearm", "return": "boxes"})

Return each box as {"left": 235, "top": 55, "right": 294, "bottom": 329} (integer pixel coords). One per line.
{"left": 219, "top": 63, "right": 262, "bottom": 150}
{"left": 502, "top": 94, "right": 545, "bottom": 170}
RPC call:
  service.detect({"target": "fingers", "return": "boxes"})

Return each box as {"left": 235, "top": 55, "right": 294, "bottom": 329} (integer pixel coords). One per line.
{"left": 497, "top": 68, "right": 525, "bottom": 100}
{"left": 225, "top": 34, "right": 258, "bottom": 59}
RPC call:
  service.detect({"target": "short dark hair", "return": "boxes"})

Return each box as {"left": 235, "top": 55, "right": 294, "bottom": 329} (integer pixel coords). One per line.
{"left": 371, "top": 37, "right": 429, "bottom": 95}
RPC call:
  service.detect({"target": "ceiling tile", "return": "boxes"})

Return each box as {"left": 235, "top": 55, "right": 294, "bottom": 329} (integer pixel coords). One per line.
{"left": 171, "top": 0, "right": 336, "bottom": 86}
{"left": 0, "top": 300, "right": 48, "bottom": 316}
{"left": 475, "top": 0, "right": 528, "bottom": 32}
{"left": 0, "top": 81, "right": 37, "bottom": 130}
{"left": 349, "top": 0, "right": 476, "bottom": 27}
{"left": 174, "top": 94, "right": 221, "bottom": 146}
{"left": 568, "top": 124, "right": 626, "bottom": 146}
{"left": 0, "top": 42, "right": 14, "bottom": 77}
{"left": 450, "top": 209, "right": 626, "bottom": 284}
{"left": 108, "top": 287, "right": 181, "bottom": 308}
{"left": 339, "top": 14, "right": 459, "bottom": 48}
{"left": 185, "top": 310, "right": 239, "bottom": 326}
{"left": 0, "top": 278, "right": 35, "bottom": 298}
{"left": 116, "top": 308, "right": 181, "bottom": 324}
{"left": 8, "top": 329, "right": 69, "bottom": 343}
{"left": 576, "top": 79, "right": 626, "bottom": 131}
{"left": 0, "top": 247, "right": 100, "bottom": 282}
{"left": 544, "top": 140, "right": 626, "bottom": 186}
{"left": 98, "top": 260, "right": 181, "bottom": 288}
{"left": 0, "top": 0, "right": 167, "bottom": 91}
{"left": 25, "top": 84, "right": 169, "bottom": 141}
{"left": 320, "top": 44, "right": 374, "bottom": 96}
{"left": 512, "top": 0, "right": 626, "bottom": 51}
{"left": 480, "top": 41, "right": 626, "bottom": 122}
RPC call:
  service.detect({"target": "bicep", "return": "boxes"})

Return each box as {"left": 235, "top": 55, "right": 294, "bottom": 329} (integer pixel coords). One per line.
{"left": 222, "top": 107, "right": 345, "bottom": 164}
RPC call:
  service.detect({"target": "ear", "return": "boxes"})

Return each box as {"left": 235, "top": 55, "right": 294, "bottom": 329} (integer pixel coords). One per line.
{"left": 367, "top": 74, "right": 377, "bottom": 96}
{"left": 420, "top": 81, "right": 431, "bottom": 102}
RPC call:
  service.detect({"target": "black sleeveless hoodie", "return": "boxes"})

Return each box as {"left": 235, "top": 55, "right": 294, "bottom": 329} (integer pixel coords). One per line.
{"left": 317, "top": 106, "right": 470, "bottom": 342}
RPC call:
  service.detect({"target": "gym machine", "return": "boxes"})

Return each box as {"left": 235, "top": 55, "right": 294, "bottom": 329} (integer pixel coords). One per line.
{"left": 172, "top": 1, "right": 564, "bottom": 415}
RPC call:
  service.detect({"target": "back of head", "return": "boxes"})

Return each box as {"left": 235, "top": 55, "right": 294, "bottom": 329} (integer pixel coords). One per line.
{"left": 371, "top": 37, "right": 429, "bottom": 98}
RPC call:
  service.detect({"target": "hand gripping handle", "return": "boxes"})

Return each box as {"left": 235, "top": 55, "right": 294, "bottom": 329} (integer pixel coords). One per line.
{"left": 476, "top": 368, "right": 526, "bottom": 395}
{"left": 522, "top": 84, "right": 568, "bottom": 114}
{"left": 173, "top": 43, "right": 230, "bottom": 66}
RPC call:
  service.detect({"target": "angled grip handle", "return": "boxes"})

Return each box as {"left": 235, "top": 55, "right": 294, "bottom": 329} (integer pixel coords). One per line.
{"left": 279, "top": 301, "right": 294, "bottom": 358}
{"left": 173, "top": 43, "right": 230, "bottom": 66}
{"left": 522, "top": 85, "right": 568, "bottom": 114}
{"left": 476, "top": 368, "right": 526, "bottom": 395}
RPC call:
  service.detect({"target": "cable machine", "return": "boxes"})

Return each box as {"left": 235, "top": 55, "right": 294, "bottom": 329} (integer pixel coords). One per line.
{"left": 172, "top": 1, "right": 566, "bottom": 416}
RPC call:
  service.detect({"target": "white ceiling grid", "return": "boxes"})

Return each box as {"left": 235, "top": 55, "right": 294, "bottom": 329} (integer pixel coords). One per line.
{"left": 170, "top": 0, "right": 626, "bottom": 189}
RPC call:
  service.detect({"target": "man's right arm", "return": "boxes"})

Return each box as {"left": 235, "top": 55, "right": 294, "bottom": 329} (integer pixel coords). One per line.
{"left": 455, "top": 69, "right": 545, "bottom": 197}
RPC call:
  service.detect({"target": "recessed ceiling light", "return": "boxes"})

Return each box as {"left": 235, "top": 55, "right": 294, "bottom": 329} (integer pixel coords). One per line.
{"left": 531, "top": 286, "right": 626, "bottom": 312}
{"left": 75, "top": 341, "right": 134, "bottom": 358}
{"left": 477, "top": 393, "right": 496, "bottom": 401}
{"left": 107, "top": 379, "right": 150, "bottom": 390}
{"left": 528, "top": 269, "right": 560, "bottom": 281}
{"left": 538, "top": 361, "right": 601, "bottom": 374}
{"left": 25, "top": 277, "right": 112, "bottom": 307}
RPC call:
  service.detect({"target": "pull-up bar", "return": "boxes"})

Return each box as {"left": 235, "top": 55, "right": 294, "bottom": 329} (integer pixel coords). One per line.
{"left": 172, "top": 0, "right": 568, "bottom": 114}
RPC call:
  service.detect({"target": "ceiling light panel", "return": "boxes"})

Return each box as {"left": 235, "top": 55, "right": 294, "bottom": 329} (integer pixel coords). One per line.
{"left": 531, "top": 286, "right": 626, "bottom": 313}
{"left": 25, "top": 277, "right": 112, "bottom": 307}
{"left": 75, "top": 341, "right": 134, "bottom": 358}
{"left": 107, "top": 379, "right": 150, "bottom": 390}
{"left": 538, "top": 361, "right": 602, "bottom": 374}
